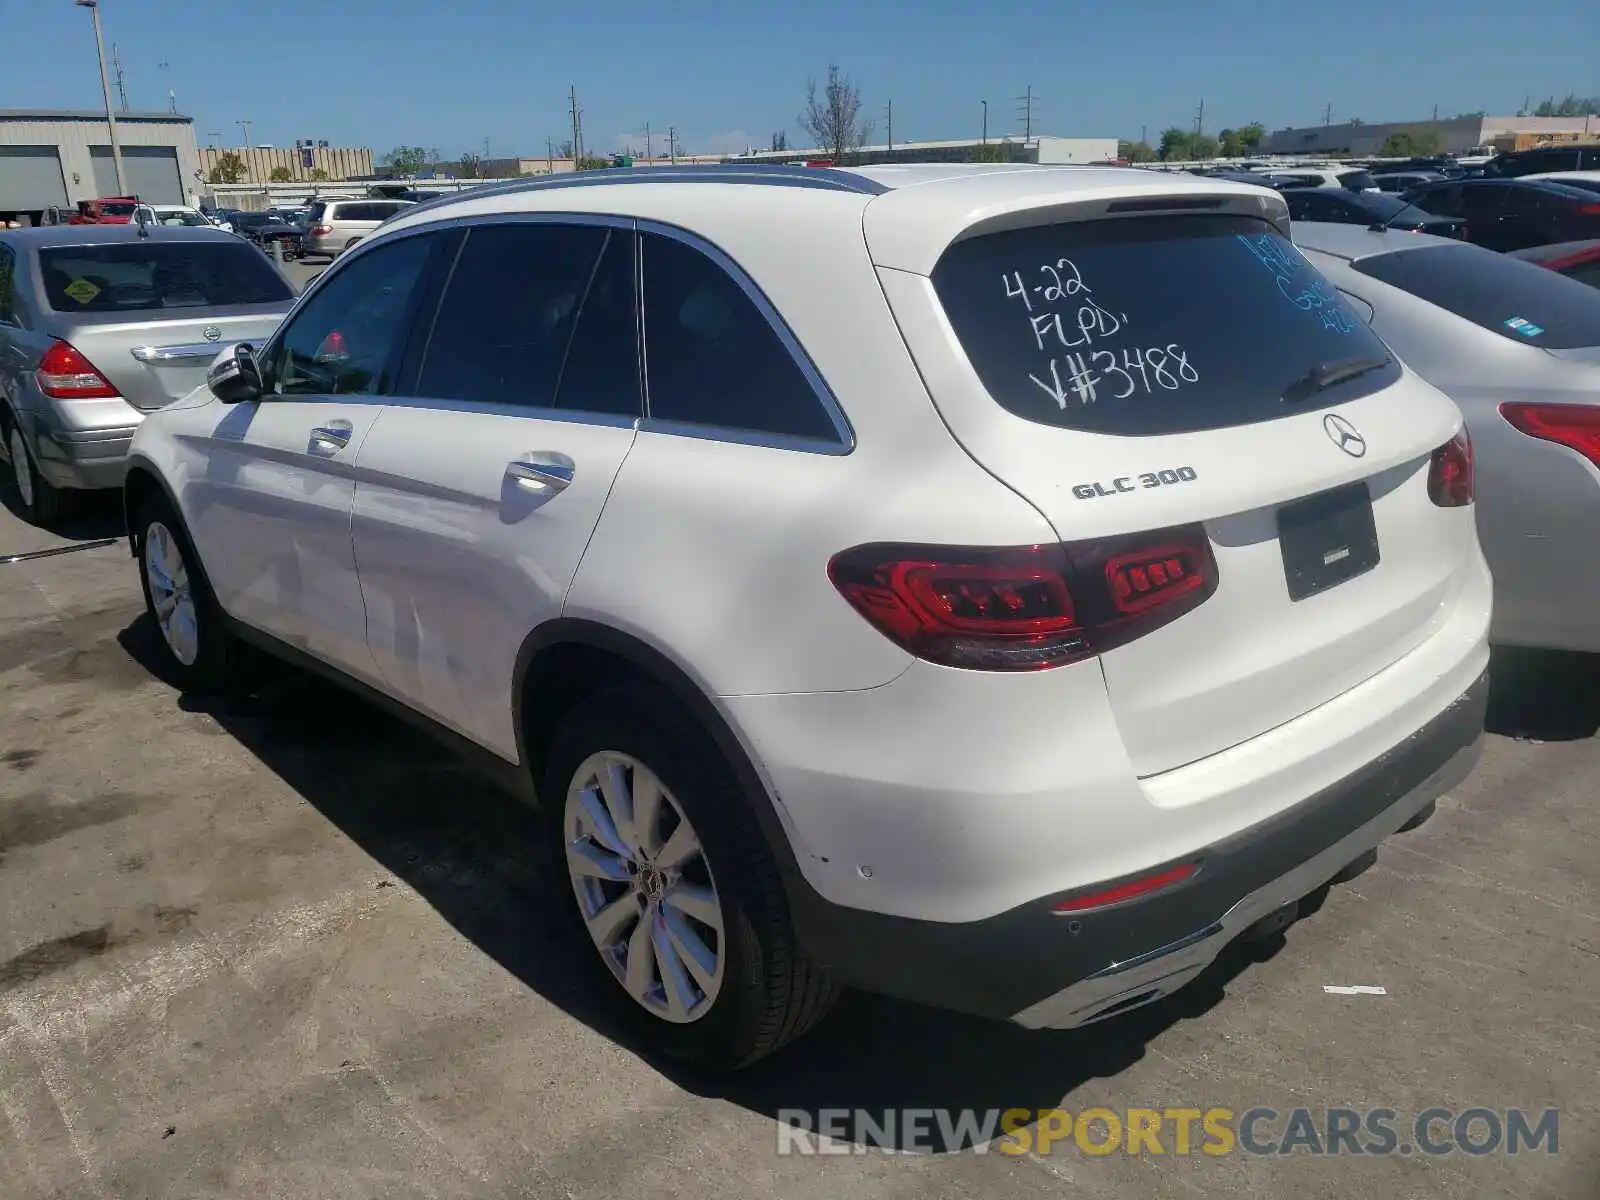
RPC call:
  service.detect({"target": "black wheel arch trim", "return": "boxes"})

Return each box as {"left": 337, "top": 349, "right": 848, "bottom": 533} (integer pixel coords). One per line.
{"left": 512, "top": 618, "right": 811, "bottom": 890}
{"left": 121, "top": 452, "right": 183, "bottom": 558}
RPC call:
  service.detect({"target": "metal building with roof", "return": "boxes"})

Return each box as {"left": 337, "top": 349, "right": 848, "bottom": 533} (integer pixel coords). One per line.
{"left": 0, "top": 109, "right": 202, "bottom": 224}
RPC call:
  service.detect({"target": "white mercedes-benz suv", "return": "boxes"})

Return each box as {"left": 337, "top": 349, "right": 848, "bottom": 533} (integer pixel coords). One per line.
{"left": 123, "top": 164, "right": 1492, "bottom": 1071}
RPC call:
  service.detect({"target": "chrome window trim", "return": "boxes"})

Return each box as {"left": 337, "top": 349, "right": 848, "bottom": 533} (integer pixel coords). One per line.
{"left": 635, "top": 218, "right": 855, "bottom": 454}
{"left": 281, "top": 211, "right": 856, "bottom": 453}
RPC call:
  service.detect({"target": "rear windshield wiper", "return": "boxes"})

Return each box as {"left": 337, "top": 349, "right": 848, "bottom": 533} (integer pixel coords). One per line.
{"left": 1281, "top": 357, "right": 1389, "bottom": 405}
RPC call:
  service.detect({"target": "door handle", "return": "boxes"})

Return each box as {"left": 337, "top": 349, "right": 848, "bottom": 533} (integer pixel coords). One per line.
{"left": 506, "top": 454, "right": 574, "bottom": 494}
{"left": 309, "top": 420, "right": 353, "bottom": 450}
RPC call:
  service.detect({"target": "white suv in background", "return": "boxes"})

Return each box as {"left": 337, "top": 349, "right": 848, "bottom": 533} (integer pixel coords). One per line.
{"left": 123, "top": 164, "right": 1491, "bottom": 1071}
{"left": 299, "top": 197, "right": 414, "bottom": 260}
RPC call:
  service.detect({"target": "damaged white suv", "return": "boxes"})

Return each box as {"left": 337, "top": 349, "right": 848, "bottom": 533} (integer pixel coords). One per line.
{"left": 123, "top": 164, "right": 1491, "bottom": 1070}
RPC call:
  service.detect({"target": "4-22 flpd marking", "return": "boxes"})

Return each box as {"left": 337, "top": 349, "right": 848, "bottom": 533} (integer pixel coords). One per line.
{"left": 1073, "top": 466, "right": 1198, "bottom": 501}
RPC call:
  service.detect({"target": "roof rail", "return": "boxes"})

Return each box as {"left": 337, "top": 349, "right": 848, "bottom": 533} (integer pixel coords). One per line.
{"left": 398, "top": 163, "right": 889, "bottom": 219}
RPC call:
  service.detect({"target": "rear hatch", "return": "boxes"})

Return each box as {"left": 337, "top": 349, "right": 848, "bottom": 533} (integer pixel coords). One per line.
{"left": 39, "top": 236, "right": 294, "bottom": 410}
{"left": 868, "top": 174, "right": 1471, "bottom": 774}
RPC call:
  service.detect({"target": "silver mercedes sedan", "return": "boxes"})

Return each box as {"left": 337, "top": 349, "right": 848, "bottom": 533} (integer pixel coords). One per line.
{"left": 0, "top": 224, "right": 295, "bottom": 525}
{"left": 1295, "top": 221, "right": 1600, "bottom": 654}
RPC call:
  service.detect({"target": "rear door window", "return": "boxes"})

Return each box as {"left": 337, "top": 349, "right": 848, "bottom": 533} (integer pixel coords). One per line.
{"left": 1353, "top": 242, "right": 1600, "bottom": 349}
{"left": 1336, "top": 170, "right": 1377, "bottom": 192}
{"left": 38, "top": 242, "right": 293, "bottom": 311}
{"left": 931, "top": 213, "right": 1399, "bottom": 436}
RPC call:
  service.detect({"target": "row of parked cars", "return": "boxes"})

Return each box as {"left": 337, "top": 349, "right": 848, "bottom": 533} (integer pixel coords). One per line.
{"left": 0, "top": 159, "right": 1595, "bottom": 1072}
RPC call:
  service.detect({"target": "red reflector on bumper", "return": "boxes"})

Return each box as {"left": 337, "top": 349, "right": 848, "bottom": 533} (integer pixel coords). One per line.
{"left": 1054, "top": 861, "right": 1198, "bottom": 913}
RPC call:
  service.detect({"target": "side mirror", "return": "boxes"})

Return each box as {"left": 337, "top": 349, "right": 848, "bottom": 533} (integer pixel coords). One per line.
{"left": 208, "top": 343, "right": 265, "bottom": 404}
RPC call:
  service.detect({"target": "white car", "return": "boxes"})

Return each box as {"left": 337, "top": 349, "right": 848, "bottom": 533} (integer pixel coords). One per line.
{"left": 1272, "top": 166, "right": 1382, "bottom": 193}
{"left": 1524, "top": 169, "right": 1600, "bottom": 197}
{"left": 134, "top": 204, "right": 217, "bottom": 229}
{"left": 121, "top": 164, "right": 1492, "bottom": 1070}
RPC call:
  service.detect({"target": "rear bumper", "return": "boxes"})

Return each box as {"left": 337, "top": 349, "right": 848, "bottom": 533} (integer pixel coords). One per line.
{"left": 787, "top": 670, "right": 1486, "bottom": 1025}
{"left": 30, "top": 420, "right": 139, "bottom": 490}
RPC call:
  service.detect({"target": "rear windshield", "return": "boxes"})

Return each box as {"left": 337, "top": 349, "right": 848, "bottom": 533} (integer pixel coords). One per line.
{"left": 1353, "top": 242, "right": 1600, "bottom": 349}
{"left": 932, "top": 213, "right": 1400, "bottom": 436}
{"left": 1337, "top": 170, "right": 1378, "bottom": 191}
{"left": 40, "top": 242, "right": 294, "bottom": 312}
{"left": 98, "top": 201, "right": 136, "bottom": 216}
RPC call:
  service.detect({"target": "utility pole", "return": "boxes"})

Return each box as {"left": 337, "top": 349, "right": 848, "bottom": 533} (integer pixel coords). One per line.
{"left": 569, "top": 85, "right": 583, "bottom": 165}
{"left": 1324, "top": 102, "right": 1333, "bottom": 127}
{"left": 111, "top": 42, "right": 129, "bottom": 112}
{"left": 1432, "top": 103, "right": 1439, "bottom": 121}
{"left": 74, "top": 1, "right": 125, "bottom": 194}
{"left": 1194, "top": 98, "right": 1205, "bottom": 136}
{"left": 667, "top": 126, "right": 679, "bottom": 164}
{"left": 546, "top": 136, "right": 554, "bottom": 174}
{"left": 1141, "top": 124, "right": 1147, "bottom": 146}
{"left": 644, "top": 121, "right": 652, "bottom": 160}
{"left": 1017, "top": 85, "right": 1036, "bottom": 140}
{"left": 885, "top": 98, "right": 893, "bottom": 152}
{"left": 981, "top": 99, "right": 988, "bottom": 145}
{"left": 237, "top": 119, "right": 253, "bottom": 148}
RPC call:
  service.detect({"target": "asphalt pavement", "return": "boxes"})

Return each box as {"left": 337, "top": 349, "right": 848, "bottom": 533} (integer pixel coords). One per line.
{"left": 0, "top": 476, "right": 1596, "bottom": 1198}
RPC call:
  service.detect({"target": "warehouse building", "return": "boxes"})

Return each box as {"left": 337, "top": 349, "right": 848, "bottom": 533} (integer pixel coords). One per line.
{"left": 726, "top": 134, "right": 1119, "bottom": 167}
{"left": 1263, "top": 113, "right": 1599, "bottom": 156}
{"left": 198, "top": 143, "right": 375, "bottom": 184}
{"left": 0, "top": 109, "right": 202, "bottom": 224}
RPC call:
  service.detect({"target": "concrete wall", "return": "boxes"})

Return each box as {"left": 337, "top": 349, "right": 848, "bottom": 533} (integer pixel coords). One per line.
{"left": 0, "top": 113, "right": 202, "bottom": 206}
{"left": 199, "top": 145, "right": 374, "bottom": 184}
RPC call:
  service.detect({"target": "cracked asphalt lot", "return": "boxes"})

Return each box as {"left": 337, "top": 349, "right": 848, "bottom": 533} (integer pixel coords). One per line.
{"left": 0, "top": 490, "right": 1595, "bottom": 1199}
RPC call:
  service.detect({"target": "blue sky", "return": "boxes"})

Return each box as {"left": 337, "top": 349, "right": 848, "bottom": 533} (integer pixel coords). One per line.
{"left": 6, "top": 0, "right": 1596, "bottom": 159}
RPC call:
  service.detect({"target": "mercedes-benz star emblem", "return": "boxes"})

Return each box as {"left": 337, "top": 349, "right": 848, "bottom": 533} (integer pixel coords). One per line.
{"left": 1323, "top": 413, "right": 1367, "bottom": 458}
{"left": 202, "top": 325, "right": 222, "bottom": 343}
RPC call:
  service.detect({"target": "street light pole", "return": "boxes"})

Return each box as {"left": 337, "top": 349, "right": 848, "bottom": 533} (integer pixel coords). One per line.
{"left": 981, "top": 99, "right": 988, "bottom": 145}
{"left": 76, "top": 0, "right": 127, "bottom": 195}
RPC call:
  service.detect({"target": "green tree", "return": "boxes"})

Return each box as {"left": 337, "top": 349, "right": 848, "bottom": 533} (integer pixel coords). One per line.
{"left": 1218, "top": 128, "right": 1243, "bottom": 157}
{"left": 1158, "top": 127, "right": 1194, "bottom": 160}
{"left": 1533, "top": 94, "right": 1600, "bottom": 117}
{"left": 383, "top": 146, "right": 429, "bottom": 176}
{"left": 308, "top": 167, "right": 330, "bottom": 181}
{"left": 207, "top": 152, "right": 246, "bottom": 184}
{"left": 1380, "top": 130, "right": 1444, "bottom": 157}
{"left": 968, "top": 142, "right": 1013, "bottom": 163}
{"left": 575, "top": 154, "right": 612, "bottom": 171}
{"left": 1237, "top": 122, "right": 1266, "bottom": 151}
{"left": 1119, "top": 140, "right": 1157, "bottom": 163}
{"left": 1349, "top": 117, "right": 1366, "bottom": 127}
{"left": 800, "top": 63, "right": 873, "bottom": 164}
{"left": 267, "top": 165, "right": 293, "bottom": 182}
{"left": 458, "top": 152, "right": 482, "bottom": 179}
{"left": 1190, "top": 133, "right": 1220, "bottom": 160}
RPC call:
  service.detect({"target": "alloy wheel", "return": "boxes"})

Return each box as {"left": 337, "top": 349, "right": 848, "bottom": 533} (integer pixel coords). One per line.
{"left": 144, "top": 521, "right": 200, "bottom": 666}
{"left": 564, "top": 751, "right": 726, "bottom": 1023}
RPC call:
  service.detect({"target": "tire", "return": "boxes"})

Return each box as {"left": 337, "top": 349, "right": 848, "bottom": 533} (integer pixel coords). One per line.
{"left": 4, "top": 416, "right": 70, "bottom": 526}
{"left": 133, "top": 492, "right": 242, "bottom": 692}
{"left": 544, "top": 683, "right": 837, "bottom": 1072}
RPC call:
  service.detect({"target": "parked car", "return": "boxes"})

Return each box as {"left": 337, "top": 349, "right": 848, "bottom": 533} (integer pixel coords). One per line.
{"left": 1371, "top": 171, "right": 1446, "bottom": 193}
{"left": 1294, "top": 221, "right": 1600, "bottom": 652}
{"left": 299, "top": 199, "right": 415, "bottom": 260}
{"left": 1484, "top": 144, "right": 1600, "bottom": 179}
{"left": 141, "top": 205, "right": 215, "bottom": 229}
{"left": 67, "top": 196, "right": 140, "bottom": 225}
{"left": 228, "top": 210, "right": 305, "bottom": 259}
{"left": 1506, "top": 238, "right": 1600, "bottom": 288}
{"left": 1402, "top": 178, "right": 1600, "bottom": 252}
{"left": 1270, "top": 166, "right": 1381, "bottom": 192}
{"left": 1281, "top": 187, "right": 1466, "bottom": 238}
{"left": 121, "top": 165, "right": 1490, "bottom": 1070}
{"left": 0, "top": 225, "right": 296, "bottom": 524}
{"left": 1524, "top": 169, "right": 1600, "bottom": 198}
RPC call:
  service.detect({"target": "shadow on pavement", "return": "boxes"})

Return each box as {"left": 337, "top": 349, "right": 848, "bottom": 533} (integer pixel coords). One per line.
{"left": 0, "top": 474, "right": 126, "bottom": 543}
{"left": 1486, "top": 646, "right": 1600, "bottom": 742}
{"left": 117, "top": 612, "right": 1313, "bottom": 1149}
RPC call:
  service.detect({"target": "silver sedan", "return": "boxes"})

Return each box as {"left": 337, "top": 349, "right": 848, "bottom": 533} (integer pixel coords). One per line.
{"left": 1295, "top": 222, "right": 1600, "bottom": 653}
{"left": 0, "top": 224, "right": 296, "bottom": 525}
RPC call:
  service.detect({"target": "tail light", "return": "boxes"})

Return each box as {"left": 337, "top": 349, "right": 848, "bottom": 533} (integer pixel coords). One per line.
{"left": 1579, "top": 204, "right": 1600, "bottom": 216}
{"left": 1501, "top": 403, "right": 1600, "bottom": 468}
{"left": 1427, "top": 429, "right": 1474, "bottom": 506}
{"left": 311, "top": 224, "right": 332, "bottom": 236}
{"left": 35, "top": 339, "right": 118, "bottom": 400}
{"left": 827, "top": 525, "right": 1217, "bottom": 672}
